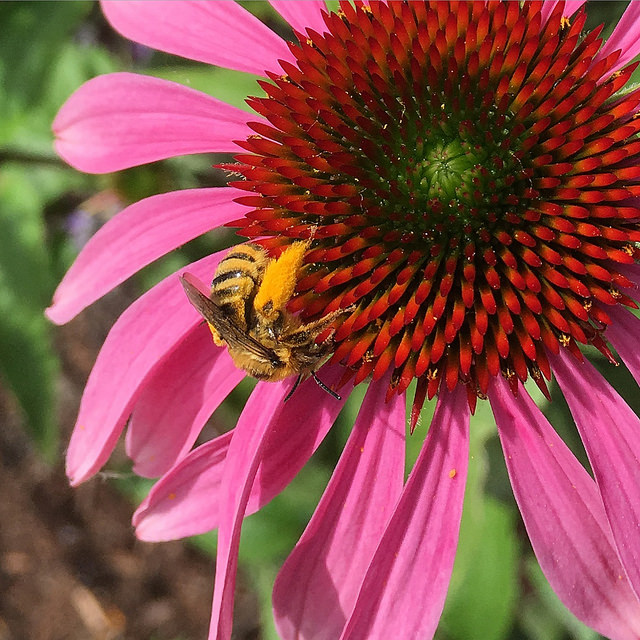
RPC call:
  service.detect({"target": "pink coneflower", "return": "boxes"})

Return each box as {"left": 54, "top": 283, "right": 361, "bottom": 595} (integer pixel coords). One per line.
{"left": 49, "top": 1, "right": 640, "bottom": 638}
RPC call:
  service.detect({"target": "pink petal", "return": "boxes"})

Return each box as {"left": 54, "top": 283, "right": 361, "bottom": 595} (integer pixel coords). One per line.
{"left": 269, "top": 0, "right": 328, "bottom": 36}
{"left": 209, "top": 381, "right": 291, "bottom": 640}
{"left": 250, "top": 365, "right": 348, "bottom": 500}
{"left": 540, "top": 0, "right": 585, "bottom": 23}
{"left": 133, "top": 431, "right": 232, "bottom": 542}
{"left": 606, "top": 305, "right": 640, "bottom": 387}
{"left": 273, "top": 380, "right": 405, "bottom": 640}
{"left": 126, "top": 327, "right": 244, "bottom": 478}
{"left": 552, "top": 349, "right": 640, "bottom": 602}
{"left": 489, "top": 375, "right": 640, "bottom": 638}
{"left": 134, "top": 365, "right": 348, "bottom": 541}
{"left": 619, "top": 262, "right": 640, "bottom": 296}
{"left": 65, "top": 251, "right": 224, "bottom": 486}
{"left": 53, "top": 73, "right": 256, "bottom": 173}
{"left": 340, "top": 385, "right": 470, "bottom": 640}
{"left": 46, "top": 187, "right": 245, "bottom": 324}
{"left": 101, "top": 1, "right": 292, "bottom": 76}
{"left": 593, "top": 2, "right": 640, "bottom": 77}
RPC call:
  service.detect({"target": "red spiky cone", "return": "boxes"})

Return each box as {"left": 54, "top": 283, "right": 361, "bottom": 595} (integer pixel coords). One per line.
{"left": 228, "top": 0, "right": 640, "bottom": 429}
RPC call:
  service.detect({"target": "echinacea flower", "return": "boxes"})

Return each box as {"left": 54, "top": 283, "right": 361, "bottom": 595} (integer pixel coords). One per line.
{"left": 49, "top": 1, "right": 640, "bottom": 638}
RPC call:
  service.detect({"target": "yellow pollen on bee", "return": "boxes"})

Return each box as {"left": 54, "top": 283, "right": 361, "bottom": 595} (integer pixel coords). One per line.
{"left": 254, "top": 241, "right": 309, "bottom": 315}
{"left": 207, "top": 322, "right": 225, "bottom": 346}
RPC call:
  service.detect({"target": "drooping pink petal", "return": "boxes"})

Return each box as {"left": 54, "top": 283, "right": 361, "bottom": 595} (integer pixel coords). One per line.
{"left": 53, "top": 73, "right": 257, "bottom": 173}
{"left": 101, "top": 1, "right": 292, "bottom": 76}
{"left": 209, "top": 381, "right": 291, "bottom": 640}
{"left": 552, "top": 349, "right": 640, "bottom": 602}
{"left": 126, "top": 327, "right": 244, "bottom": 478}
{"left": 273, "top": 380, "right": 405, "bottom": 640}
{"left": 133, "top": 365, "right": 348, "bottom": 541}
{"left": 340, "top": 385, "right": 469, "bottom": 640}
{"left": 593, "top": 2, "right": 640, "bottom": 77}
{"left": 489, "top": 375, "right": 640, "bottom": 638}
{"left": 605, "top": 305, "right": 640, "bottom": 388}
{"left": 46, "top": 187, "right": 245, "bottom": 324}
{"left": 133, "top": 431, "right": 232, "bottom": 542}
{"left": 540, "top": 0, "right": 585, "bottom": 24}
{"left": 268, "top": 0, "right": 328, "bottom": 36}
{"left": 65, "top": 251, "right": 224, "bottom": 486}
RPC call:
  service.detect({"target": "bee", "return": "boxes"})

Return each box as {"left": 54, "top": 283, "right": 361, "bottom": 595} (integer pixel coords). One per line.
{"left": 180, "top": 240, "right": 349, "bottom": 400}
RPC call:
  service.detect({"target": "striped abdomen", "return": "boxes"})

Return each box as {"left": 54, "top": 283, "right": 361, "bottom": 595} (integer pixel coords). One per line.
{"left": 210, "top": 244, "right": 268, "bottom": 326}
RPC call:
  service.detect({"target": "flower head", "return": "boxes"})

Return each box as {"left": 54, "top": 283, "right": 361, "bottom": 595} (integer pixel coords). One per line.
{"left": 50, "top": 2, "right": 640, "bottom": 639}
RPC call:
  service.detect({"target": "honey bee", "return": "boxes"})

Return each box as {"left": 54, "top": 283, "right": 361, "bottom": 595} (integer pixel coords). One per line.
{"left": 180, "top": 240, "right": 348, "bottom": 399}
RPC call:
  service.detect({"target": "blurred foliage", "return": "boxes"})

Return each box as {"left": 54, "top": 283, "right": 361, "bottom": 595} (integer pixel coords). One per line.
{"left": 0, "top": 2, "right": 635, "bottom": 639}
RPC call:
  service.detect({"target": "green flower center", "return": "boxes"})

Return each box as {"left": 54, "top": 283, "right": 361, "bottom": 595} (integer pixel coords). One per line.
{"left": 368, "top": 103, "right": 532, "bottom": 237}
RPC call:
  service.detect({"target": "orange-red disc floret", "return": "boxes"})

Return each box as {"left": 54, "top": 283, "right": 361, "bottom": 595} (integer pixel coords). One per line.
{"left": 225, "top": 1, "right": 640, "bottom": 425}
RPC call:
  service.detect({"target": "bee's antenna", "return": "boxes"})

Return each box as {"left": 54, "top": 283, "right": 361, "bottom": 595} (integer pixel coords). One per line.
{"left": 312, "top": 372, "right": 341, "bottom": 400}
{"left": 284, "top": 375, "right": 302, "bottom": 402}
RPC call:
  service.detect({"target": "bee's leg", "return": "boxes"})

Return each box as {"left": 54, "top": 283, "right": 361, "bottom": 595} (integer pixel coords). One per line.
{"left": 284, "top": 307, "right": 354, "bottom": 346}
{"left": 312, "top": 371, "right": 341, "bottom": 400}
{"left": 284, "top": 374, "right": 302, "bottom": 402}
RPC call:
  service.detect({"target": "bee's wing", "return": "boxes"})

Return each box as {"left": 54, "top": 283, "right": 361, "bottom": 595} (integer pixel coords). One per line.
{"left": 180, "top": 275, "right": 281, "bottom": 365}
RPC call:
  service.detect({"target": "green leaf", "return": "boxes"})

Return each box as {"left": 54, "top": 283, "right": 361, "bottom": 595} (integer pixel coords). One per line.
{"left": 253, "top": 564, "right": 281, "bottom": 640}
{"left": 441, "top": 496, "right": 519, "bottom": 640}
{"left": 0, "top": 299, "right": 59, "bottom": 458}
{"left": 0, "top": 3, "right": 118, "bottom": 154}
{"left": 439, "top": 401, "right": 519, "bottom": 640}
{"left": 0, "top": 166, "right": 60, "bottom": 458}
{"left": 45, "top": 40, "right": 119, "bottom": 118}
{"left": 0, "top": 2, "right": 92, "bottom": 110}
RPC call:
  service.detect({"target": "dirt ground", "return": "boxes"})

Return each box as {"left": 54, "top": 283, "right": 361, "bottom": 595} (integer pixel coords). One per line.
{"left": 0, "top": 289, "right": 261, "bottom": 640}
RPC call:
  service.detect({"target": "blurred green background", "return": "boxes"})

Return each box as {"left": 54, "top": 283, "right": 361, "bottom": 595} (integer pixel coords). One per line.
{"left": 0, "top": 2, "right": 635, "bottom": 639}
